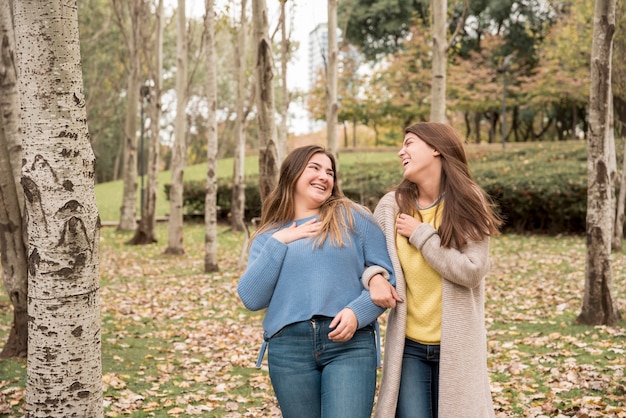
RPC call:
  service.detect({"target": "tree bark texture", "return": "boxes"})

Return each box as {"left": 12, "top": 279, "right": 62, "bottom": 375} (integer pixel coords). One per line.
{"left": 252, "top": 0, "right": 279, "bottom": 201}
{"left": 13, "top": 0, "right": 103, "bottom": 415}
{"left": 0, "top": 0, "right": 28, "bottom": 359}
{"left": 165, "top": 0, "right": 187, "bottom": 255}
{"left": 204, "top": 0, "right": 219, "bottom": 273}
{"left": 578, "top": 0, "right": 619, "bottom": 326}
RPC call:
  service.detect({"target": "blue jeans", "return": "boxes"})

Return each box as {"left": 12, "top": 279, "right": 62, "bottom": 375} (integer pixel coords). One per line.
{"left": 396, "top": 339, "right": 440, "bottom": 418}
{"left": 267, "top": 317, "right": 377, "bottom": 418}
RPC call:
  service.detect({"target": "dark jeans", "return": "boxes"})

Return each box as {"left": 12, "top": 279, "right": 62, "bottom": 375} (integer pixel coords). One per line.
{"left": 267, "top": 317, "right": 377, "bottom": 418}
{"left": 396, "top": 339, "right": 440, "bottom": 418}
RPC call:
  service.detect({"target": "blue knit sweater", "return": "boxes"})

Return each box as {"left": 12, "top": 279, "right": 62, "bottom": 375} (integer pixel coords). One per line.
{"left": 238, "top": 207, "right": 395, "bottom": 339}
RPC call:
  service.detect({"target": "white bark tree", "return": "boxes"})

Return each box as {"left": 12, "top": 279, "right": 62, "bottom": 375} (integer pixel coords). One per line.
{"left": 165, "top": 0, "right": 187, "bottom": 255}
{"left": 430, "top": 0, "right": 468, "bottom": 123}
{"left": 114, "top": 0, "right": 143, "bottom": 231}
{"left": 577, "top": 0, "right": 620, "bottom": 326}
{"left": 13, "top": 0, "right": 102, "bottom": 415}
{"left": 230, "top": 0, "right": 249, "bottom": 233}
{"left": 252, "top": 0, "right": 279, "bottom": 200}
{"left": 0, "top": 0, "right": 28, "bottom": 359}
{"left": 204, "top": 0, "right": 219, "bottom": 273}
{"left": 277, "top": 0, "right": 290, "bottom": 163}
{"left": 326, "top": 0, "right": 338, "bottom": 159}
{"left": 128, "top": 0, "right": 164, "bottom": 246}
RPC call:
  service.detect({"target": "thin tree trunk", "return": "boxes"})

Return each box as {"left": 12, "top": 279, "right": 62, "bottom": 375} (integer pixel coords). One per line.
{"left": 430, "top": 0, "right": 447, "bottom": 122}
{"left": 231, "top": 0, "right": 248, "bottom": 233}
{"left": 117, "top": 0, "right": 142, "bottom": 231}
{"left": 326, "top": 0, "right": 338, "bottom": 159}
{"left": 204, "top": 0, "right": 219, "bottom": 273}
{"left": 0, "top": 0, "right": 28, "bottom": 359}
{"left": 252, "top": 0, "right": 279, "bottom": 200}
{"left": 613, "top": 134, "right": 626, "bottom": 251}
{"left": 165, "top": 0, "right": 187, "bottom": 255}
{"left": 14, "top": 1, "right": 102, "bottom": 414}
{"left": 128, "top": 0, "right": 163, "bottom": 245}
{"left": 577, "top": 0, "right": 619, "bottom": 326}
{"left": 277, "top": 0, "right": 289, "bottom": 163}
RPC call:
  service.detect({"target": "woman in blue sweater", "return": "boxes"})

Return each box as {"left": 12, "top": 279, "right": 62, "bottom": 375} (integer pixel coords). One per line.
{"left": 238, "top": 145, "right": 395, "bottom": 418}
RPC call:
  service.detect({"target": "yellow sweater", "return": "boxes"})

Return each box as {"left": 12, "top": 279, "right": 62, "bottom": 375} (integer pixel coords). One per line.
{"left": 396, "top": 203, "right": 443, "bottom": 344}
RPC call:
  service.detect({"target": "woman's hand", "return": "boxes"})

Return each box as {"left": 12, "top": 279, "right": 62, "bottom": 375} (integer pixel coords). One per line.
{"left": 272, "top": 219, "right": 321, "bottom": 244}
{"left": 369, "top": 274, "right": 402, "bottom": 309}
{"left": 328, "top": 308, "right": 358, "bottom": 342}
{"left": 396, "top": 213, "right": 421, "bottom": 238}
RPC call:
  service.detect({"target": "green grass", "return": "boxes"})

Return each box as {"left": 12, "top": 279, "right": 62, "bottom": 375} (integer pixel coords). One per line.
{"left": 96, "top": 152, "right": 399, "bottom": 222}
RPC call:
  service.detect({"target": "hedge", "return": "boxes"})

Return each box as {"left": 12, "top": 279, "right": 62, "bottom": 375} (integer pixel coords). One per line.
{"left": 166, "top": 141, "right": 598, "bottom": 235}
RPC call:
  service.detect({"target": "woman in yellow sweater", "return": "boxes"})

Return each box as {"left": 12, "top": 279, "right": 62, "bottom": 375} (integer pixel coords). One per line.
{"left": 368, "top": 122, "right": 502, "bottom": 418}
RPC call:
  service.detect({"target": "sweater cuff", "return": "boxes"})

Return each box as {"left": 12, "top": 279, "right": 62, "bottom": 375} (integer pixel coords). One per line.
{"left": 361, "top": 265, "right": 390, "bottom": 290}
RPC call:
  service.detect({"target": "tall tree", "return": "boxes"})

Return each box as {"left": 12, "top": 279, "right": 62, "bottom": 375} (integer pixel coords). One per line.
{"left": 128, "top": 0, "right": 164, "bottom": 245}
{"left": 13, "top": 0, "right": 102, "bottom": 414}
{"left": 276, "top": 0, "right": 290, "bottom": 163}
{"left": 204, "top": 0, "right": 219, "bottom": 272}
{"left": 165, "top": 0, "right": 188, "bottom": 255}
{"left": 577, "top": 0, "right": 620, "bottom": 326}
{"left": 611, "top": 0, "right": 626, "bottom": 251}
{"left": 231, "top": 0, "right": 249, "bottom": 233}
{"left": 114, "top": 0, "right": 144, "bottom": 231}
{"left": 0, "top": 0, "right": 28, "bottom": 359}
{"left": 327, "top": 0, "right": 339, "bottom": 158}
{"left": 252, "top": 0, "right": 279, "bottom": 200}
{"left": 430, "top": 0, "right": 467, "bottom": 122}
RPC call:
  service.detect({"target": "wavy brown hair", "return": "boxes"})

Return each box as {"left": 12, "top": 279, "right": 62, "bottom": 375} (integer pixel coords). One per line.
{"left": 395, "top": 122, "right": 503, "bottom": 248}
{"left": 253, "top": 145, "right": 365, "bottom": 248}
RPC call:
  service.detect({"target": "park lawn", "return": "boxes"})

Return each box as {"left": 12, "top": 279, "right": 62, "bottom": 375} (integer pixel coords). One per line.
{"left": 95, "top": 151, "right": 399, "bottom": 223}
{"left": 0, "top": 222, "right": 625, "bottom": 417}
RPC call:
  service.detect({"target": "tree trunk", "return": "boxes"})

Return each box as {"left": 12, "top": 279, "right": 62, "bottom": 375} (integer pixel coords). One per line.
{"left": 430, "top": 0, "right": 447, "bottom": 122}
{"left": 128, "top": 0, "right": 163, "bottom": 246}
{"left": 277, "top": 0, "right": 289, "bottom": 163}
{"left": 14, "top": 1, "right": 102, "bottom": 415}
{"left": 577, "top": 0, "right": 619, "bottom": 326}
{"left": 117, "top": 0, "right": 142, "bottom": 231}
{"left": 613, "top": 134, "right": 626, "bottom": 251}
{"left": 165, "top": 0, "right": 187, "bottom": 255}
{"left": 326, "top": 0, "right": 339, "bottom": 159}
{"left": 204, "top": 0, "right": 219, "bottom": 273}
{"left": 231, "top": 0, "right": 248, "bottom": 233}
{"left": 252, "top": 0, "right": 279, "bottom": 200}
{"left": 0, "top": 0, "right": 28, "bottom": 359}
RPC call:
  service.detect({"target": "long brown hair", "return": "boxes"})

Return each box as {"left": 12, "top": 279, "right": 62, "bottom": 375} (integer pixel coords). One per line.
{"left": 395, "top": 122, "right": 502, "bottom": 247}
{"left": 253, "top": 145, "right": 364, "bottom": 247}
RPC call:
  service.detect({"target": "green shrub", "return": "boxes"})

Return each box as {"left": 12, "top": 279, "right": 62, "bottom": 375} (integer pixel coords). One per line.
{"left": 166, "top": 141, "right": 594, "bottom": 234}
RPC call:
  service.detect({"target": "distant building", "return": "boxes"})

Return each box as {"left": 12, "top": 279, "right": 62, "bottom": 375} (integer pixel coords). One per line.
{"left": 308, "top": 23, "right": 328, "bottom": 91}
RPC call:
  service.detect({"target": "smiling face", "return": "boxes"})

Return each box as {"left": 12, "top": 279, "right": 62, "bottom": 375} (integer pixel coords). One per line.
{"left": 398, "top": 132, "right": 441, "bottom": 184}
{"left": 293, "top": 152, "right": 334, "bottom": 215}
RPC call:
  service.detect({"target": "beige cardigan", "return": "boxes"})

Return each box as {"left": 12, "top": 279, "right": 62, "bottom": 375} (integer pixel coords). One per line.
{"left": 373, "top": 192, "right": 496, "bottom": 418}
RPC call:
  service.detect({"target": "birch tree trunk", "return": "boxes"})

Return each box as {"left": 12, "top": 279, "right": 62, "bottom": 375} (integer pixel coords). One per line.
{"left": 430, "top": 0, "right": 447, "bottom": 122}
{"left": 165, "top": 0, "right": 187, "bottom": 255}
{"left": 577, "top": 0, "right": 619, "bottom": 326}
{"left": 0, "top": 0, "right": 28, "bottom": 359}
{"left": 14, "top": 0, "right": 102, "bottom": 415}
{"left": 204, "top": 0, "right": 219, "bottom": 273}
{"left": 230, "top": 0, "right": 248, "bottom": 233}
{"left": 117, "top": 0, "right": 142, "bottom": 231}
{"left": 277, "top": 0, "right": 289, "bottom": 163}
{"left": 613, "top": 134, "right": 626, "bottom": 251}
{"left": 326, "top": 0, "right": 339, "bottom": 159}
{"left": 128, "top": 0, "right": 163, "bottom": 245}
{"left": 252, "top": 0, "right": 279, "bottom": 200}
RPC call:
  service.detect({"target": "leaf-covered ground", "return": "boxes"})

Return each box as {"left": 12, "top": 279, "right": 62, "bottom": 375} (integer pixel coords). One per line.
{"left": 1, "top": 224, "right": 625, "bottom": 417}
